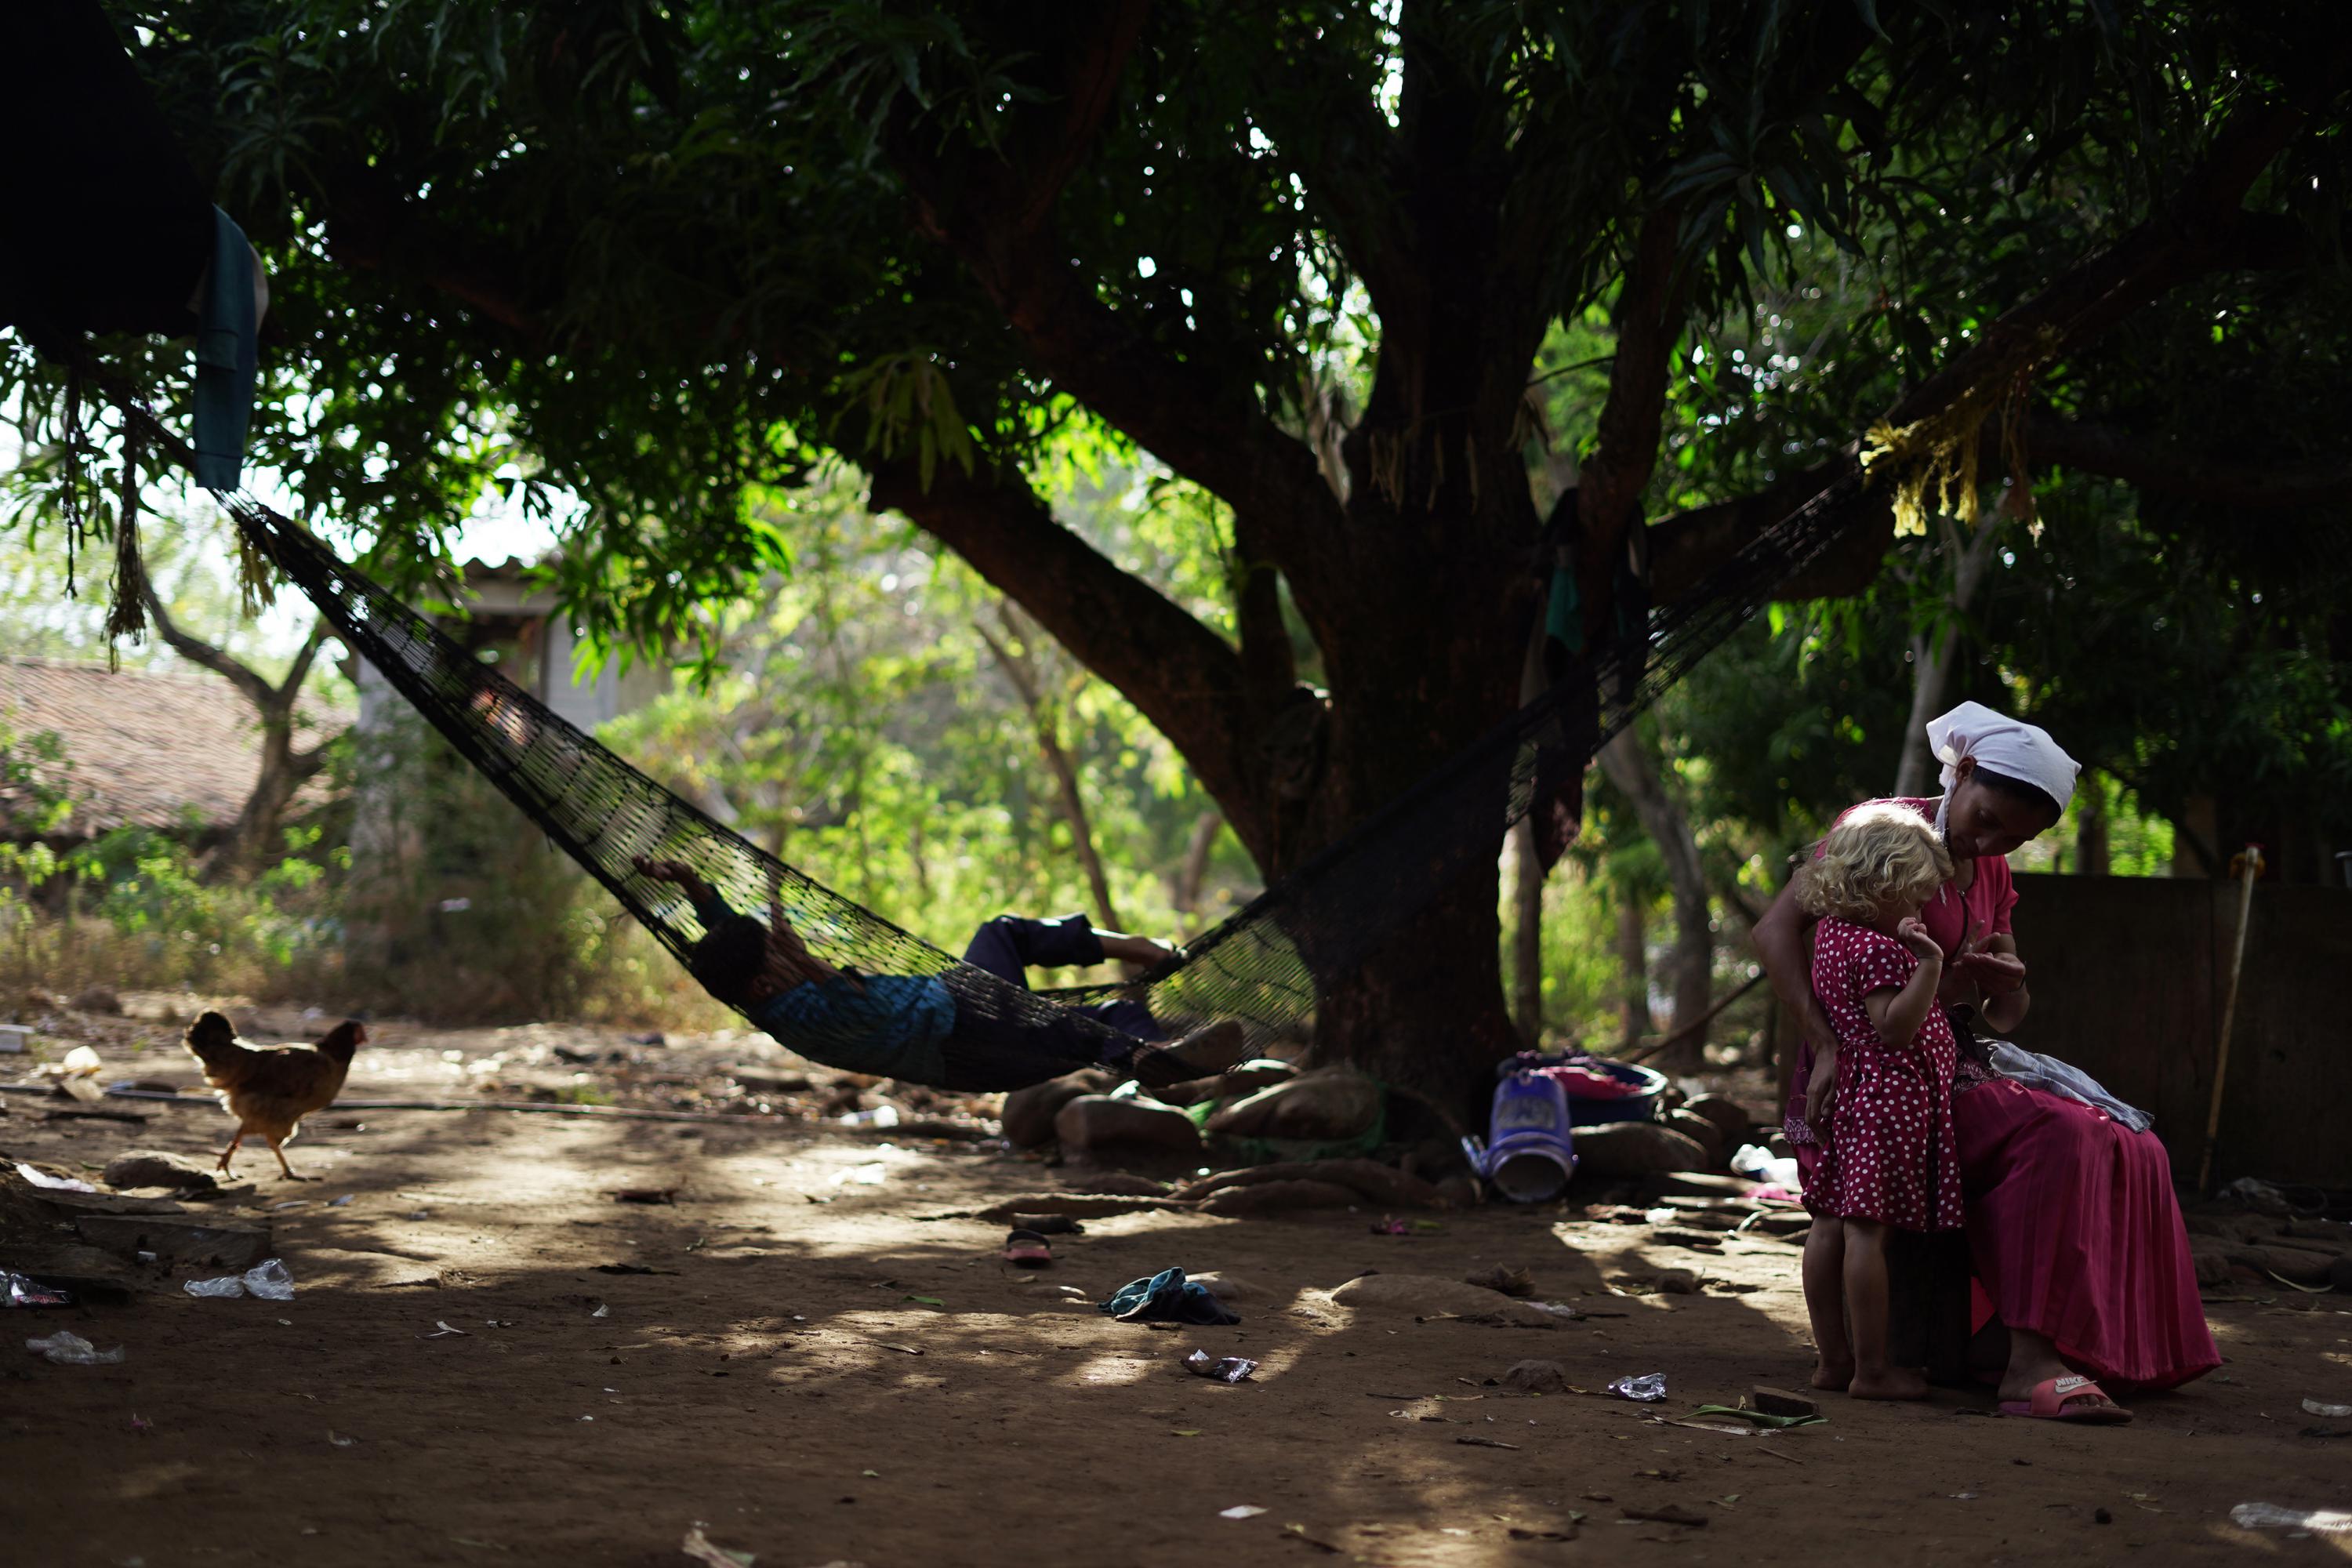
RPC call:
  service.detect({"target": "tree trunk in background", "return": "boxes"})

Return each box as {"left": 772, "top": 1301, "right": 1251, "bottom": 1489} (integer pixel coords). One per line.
{"left": 1616, "top": 891, "right": 1652, "bottom": 1053}
{"left": 1892, "top": 517, "right": 2008, "bottom": 797}
{"left": 141, "top": 600, "right": 333, "bottom": 880}
{"left": 1600, "top": 729, "right": 1714, "bottom": 1073}
{"left": 1512, "top": 818, "right": 1544, "bottom": 1045}
{"left": 978, "top": 612, "right": 1121, "bottom": 931}
{"left": 2172, "top": 795, "right": 2220, "bottom": 877}
{"left": 2077, "top": 773, "right": 2110, "bottom": 876}
{"left": 1171, "top": 809, "right": 1223, "bottom": 934}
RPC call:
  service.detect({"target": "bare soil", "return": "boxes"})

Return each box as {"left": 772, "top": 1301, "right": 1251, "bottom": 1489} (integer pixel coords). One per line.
{"left": 3, "top": 1004, "right": 2348, "bottom": 1567}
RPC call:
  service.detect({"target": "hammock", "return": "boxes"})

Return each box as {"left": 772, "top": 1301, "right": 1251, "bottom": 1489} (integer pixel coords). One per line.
{"left": 117, "top": 401, "right": 1866, "bottom": 1093}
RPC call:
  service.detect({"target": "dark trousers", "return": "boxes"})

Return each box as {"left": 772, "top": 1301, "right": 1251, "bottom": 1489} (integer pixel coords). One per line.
{"left": 960, "top": 913, "right": 1165, "bottom": 1041}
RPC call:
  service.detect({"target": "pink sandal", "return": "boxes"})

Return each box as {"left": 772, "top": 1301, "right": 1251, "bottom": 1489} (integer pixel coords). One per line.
{"left": 1999, "top": 1374, "right": 2132, "bottom": 1424}
{"left": 1002, "top": 1229, "right": 1053, "bottom": 1268}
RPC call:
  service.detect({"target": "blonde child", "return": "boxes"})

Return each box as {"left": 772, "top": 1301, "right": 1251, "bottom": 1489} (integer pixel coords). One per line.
{"left": 1793, "top": 803, "right": 1962, "bottom": 1399}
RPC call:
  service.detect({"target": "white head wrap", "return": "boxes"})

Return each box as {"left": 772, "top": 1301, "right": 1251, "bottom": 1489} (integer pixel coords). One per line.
{"left": 1927, "top": 701, "right": 2079, "bottom": 829}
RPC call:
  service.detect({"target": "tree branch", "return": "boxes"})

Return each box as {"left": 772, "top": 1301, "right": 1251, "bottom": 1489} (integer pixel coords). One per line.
{"left": 867, "top": 457, "right": 1270, "bottom": 851}
{"left": 141, "top": 589, "right": 277, "bottom": 711}
{"left": 2024, "top": 414, "right": 2352, "bottom": 508}
{"left": 1647, "top": 93, "right": 2318, "bottom": 603}
{"left": 887, "top": 15, "right": 1350, "bottom": 633}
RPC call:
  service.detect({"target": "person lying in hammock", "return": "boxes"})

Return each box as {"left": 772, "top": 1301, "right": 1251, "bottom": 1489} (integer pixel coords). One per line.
{"left": 632, "top": 858, "right": 1247, "bottom": 1092}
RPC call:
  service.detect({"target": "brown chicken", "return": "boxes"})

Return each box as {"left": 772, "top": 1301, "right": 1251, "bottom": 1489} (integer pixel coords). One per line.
{"left": 183, "top": 1011, "right": 366, "bottom": 1180}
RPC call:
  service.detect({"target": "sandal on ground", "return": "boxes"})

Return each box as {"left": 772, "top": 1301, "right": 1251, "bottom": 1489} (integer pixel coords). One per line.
{"left": 1002, "top": 1229, "right": 1053, "bottom": 1268}
{"left": 1998, "top": 1374, "right": 2132, "bottom": 1424}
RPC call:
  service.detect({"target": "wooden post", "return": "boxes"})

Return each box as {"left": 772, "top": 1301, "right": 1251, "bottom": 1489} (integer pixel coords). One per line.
{"left": 2198, "top": 844, "right": 2263, "bottom": 1191}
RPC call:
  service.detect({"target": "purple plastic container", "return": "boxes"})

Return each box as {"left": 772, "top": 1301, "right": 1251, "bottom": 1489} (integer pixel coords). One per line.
{"left": 1466, "top": 1069, "right": 1578, "bottom": 1203}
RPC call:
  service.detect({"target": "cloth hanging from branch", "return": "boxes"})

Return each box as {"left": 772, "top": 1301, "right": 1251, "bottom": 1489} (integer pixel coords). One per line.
{"left": 116, "top": 400, "right": 1868, "bottom": 1092}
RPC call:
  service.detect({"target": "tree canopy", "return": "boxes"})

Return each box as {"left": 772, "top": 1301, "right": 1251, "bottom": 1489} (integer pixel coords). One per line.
{"left": 5, "top": 0, "right": 2348, "bottom": 1102}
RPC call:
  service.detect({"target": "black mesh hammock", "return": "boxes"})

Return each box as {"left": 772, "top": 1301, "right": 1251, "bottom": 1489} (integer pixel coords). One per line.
{"left": 118, "top": 401, "right": 1867, "bottom": 1093}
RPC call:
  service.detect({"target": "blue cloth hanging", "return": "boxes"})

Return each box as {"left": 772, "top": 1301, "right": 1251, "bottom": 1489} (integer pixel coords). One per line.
{"left": 193, "top": 207, "right": 258, "bottom": 490}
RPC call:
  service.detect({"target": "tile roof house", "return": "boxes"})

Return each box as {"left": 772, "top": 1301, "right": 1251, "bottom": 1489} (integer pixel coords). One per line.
{"left": 0, "top": 656, "right": 352, "bottom": 846}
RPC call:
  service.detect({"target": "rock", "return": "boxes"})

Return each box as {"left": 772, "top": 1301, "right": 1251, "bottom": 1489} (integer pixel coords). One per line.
{"left": 2333, "top": 1254, "right": 2352, "bottom": 1294}
{"left": 1066, "top": 1171, "right": 1173, "bottom": 1198}
{"left": 1185, "top": 1270, "right": 1269, "bottom": 1303}
{"left": 1681, "top": 1094, "right": 1754, "bottom": 1149}
{"left": 1664, "top": 1109, "right": 1727, "bottom": 1168}
{"left": 1748, "top": 1385, "right": 1819, "bottom": 1418}
{"left": 1463, "top": 1265, "right": 1535, "bottom": 1298}
{"left": 1434, "top": 1174, "right": 1484, "bottom": 1208}
{"left": 1053, "top": 1094, "right": 1203, "bottom": 1155}
{"left": 971, "top": 1193, "right": 1185, "bottom": 1223}
{"left": 1204, "top": 1068, "right": 1382, "bottom": 1144}
{"left": 73, "top": 1214, "right": 271, "bottom": 1269}
{"left": 1501, "top": 1359, "right": 1575, "bottom": 1394}
{"left": 1653, "top": 1267, "right": 1700, "bottom": 1295}
{"left": 101, "top": 1150, "right": 218, "bottom": 1192}
{"left": 1572, "top": 1120, "right": 1709, "bottom": 1177}
{"left": 1327, "top": 1272, "right": 1568, "bottom": 1327}
{"left": 1001, "top": 1068, "right": 1116, "bottom": 1148}
{"left": 71, "top": 984, "right": 122, "bottom": 1014}
{"left": 2192, "top": 1250, "right": 2237, "bottom": 1287}
{"left": 1196, "top": 1179, "right": 1359, "bottom": 1215}
{"left": 1172, "top": 1158, "right": 1446, "bottom": 1210}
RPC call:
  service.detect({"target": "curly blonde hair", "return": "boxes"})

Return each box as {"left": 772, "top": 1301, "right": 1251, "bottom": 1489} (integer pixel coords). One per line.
{"left": 1795, "top": 802, "right": 1955, "bottom": 923}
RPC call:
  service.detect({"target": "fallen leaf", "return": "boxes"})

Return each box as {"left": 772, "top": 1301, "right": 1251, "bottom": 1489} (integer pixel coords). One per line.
{"left": 1173, "top": 1428, "right": 1202, "bottom": 1437}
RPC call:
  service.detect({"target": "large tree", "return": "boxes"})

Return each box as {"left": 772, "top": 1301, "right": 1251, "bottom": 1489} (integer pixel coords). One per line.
{"left": 9, "top": 1, "right": 2347, "bottom": 1107}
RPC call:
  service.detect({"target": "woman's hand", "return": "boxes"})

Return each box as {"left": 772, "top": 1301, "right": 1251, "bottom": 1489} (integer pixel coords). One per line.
{"left": 1803, "top": 1042, "right": 1840, "bottom": 1128}
{"left": 1957, "top": 949, "right": 2027, "bottom": 995}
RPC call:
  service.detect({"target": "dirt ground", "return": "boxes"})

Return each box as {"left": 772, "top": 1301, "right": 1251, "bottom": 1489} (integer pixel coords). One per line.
{"left": 3, "top": 1004, "right": 2349, "bottom": 1567}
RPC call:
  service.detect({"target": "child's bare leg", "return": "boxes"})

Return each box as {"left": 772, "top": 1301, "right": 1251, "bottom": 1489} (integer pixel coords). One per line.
{"left": 1802, "top": 1218, "right": 1853, "bottom": 1391}
{"left": 1843, "top": 1218, "right": 1928, "bottom": 1399}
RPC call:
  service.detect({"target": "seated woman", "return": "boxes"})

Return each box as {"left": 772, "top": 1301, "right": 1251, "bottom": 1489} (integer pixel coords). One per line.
{"left": 633, "top": 857, "right": 1245, "bottom": 1093}
{"left": 1754, "top": 702, "right": 2220, "bottom": 1422}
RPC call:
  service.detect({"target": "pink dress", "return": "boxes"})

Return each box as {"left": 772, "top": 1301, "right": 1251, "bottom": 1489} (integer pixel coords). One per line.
{"left": 1802, "top": 919, "right": 1962, "bottom": 1231}
{"left": 1784, "top": 796, "right": 2219, "bottom": 1390}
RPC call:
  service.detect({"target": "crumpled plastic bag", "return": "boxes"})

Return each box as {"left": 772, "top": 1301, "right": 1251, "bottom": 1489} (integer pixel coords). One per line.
{"left": 183, "top": 1258, "right": 296, "bottom": 1301}
{"left": 27, "top": 1330, "right": 125, "bottom": 1365}
{"left": 1608, "top": 1372, "right": 1668, "bottom": 1402}
{"left": 1183, "top": 1349, "right": 1258, "bottom": 1383}
{"left": 3, "top": 1271, "right": 74, "bottom": 1309}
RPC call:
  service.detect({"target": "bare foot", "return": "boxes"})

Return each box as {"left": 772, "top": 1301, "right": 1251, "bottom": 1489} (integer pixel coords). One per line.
{"left": 1848, "top": 1366, "right": 1931, "bottom": 1400}
{"left": 1810, "top": 1359, "right": 1856, "bottom": 1392}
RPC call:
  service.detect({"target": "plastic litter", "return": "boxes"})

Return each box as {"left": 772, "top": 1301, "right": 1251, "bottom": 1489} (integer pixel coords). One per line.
{"left": 1608, "top": 1372, "right": 1668, "bottom": 1403}
{"left": 329, "top": 1194, "right": 355, "bottom": 1207}
{"left": 244, "top": 1258, "right": 296, "bottom": 1301}
{"left": 2230, "top": 1503, "right": 2352, "bottom": 1536}
{"left": 60, "top": 1044, "right": 103, "bottom": 1075}
{"left": 1184, "top": 1349, "right": 1259, "bottom": 1383}
{"left": 681, "top": 1526, "right": 757, "bottom": 1566}
{"left": 1219, "top": 1506, "right": 1269, "bottom": 1520}
{"left": 2305, "top": 1398, "right": 2352, "bottom": 1419}
{"left": 1730, "top": 1144, "right": 1802, "bottom": 1189}
{"left": 3, "top": 1271, "right": 74, "bottom": 1309}
{"left": 424, "top": 1320, "right": 469, "bottom": 1338}
{"left": 13, "top": 1161, "right": 98, "bottom": 1194}
{"left": 27, "top": 1330, "right": 125, "bottom": 1365}
{"left": 183, "top": 1259, "right": 296, "bottom": 1301}
{"left": 328, "top": 1430, "right": 357, "bottom": 1447}
{"left": 837, "top": 1105, "right": 900, "bottom": 1129}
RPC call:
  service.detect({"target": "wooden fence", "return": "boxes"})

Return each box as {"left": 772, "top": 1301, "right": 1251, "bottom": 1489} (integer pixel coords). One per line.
{"left": 2007, "top": 873, "right": 2352, "bottom": 1191}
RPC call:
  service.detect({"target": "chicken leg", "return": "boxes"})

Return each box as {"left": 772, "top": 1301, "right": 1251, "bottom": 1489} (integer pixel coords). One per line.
{"left": 215, "top": 1130, "right": 245, "bottom": 1174}
{"left": 266, "top": 1134, "right": 314, "bottom": 1181}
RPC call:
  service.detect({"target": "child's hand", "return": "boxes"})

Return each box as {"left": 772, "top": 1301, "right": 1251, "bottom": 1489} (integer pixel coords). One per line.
{"left": 1896, "top": 916, "right": 1944, "bottom": 964}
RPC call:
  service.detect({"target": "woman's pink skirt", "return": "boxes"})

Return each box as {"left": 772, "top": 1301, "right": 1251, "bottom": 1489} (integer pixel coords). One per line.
{"left": 1952, "top": 1079, "right": 2220, "bottom": 1391}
